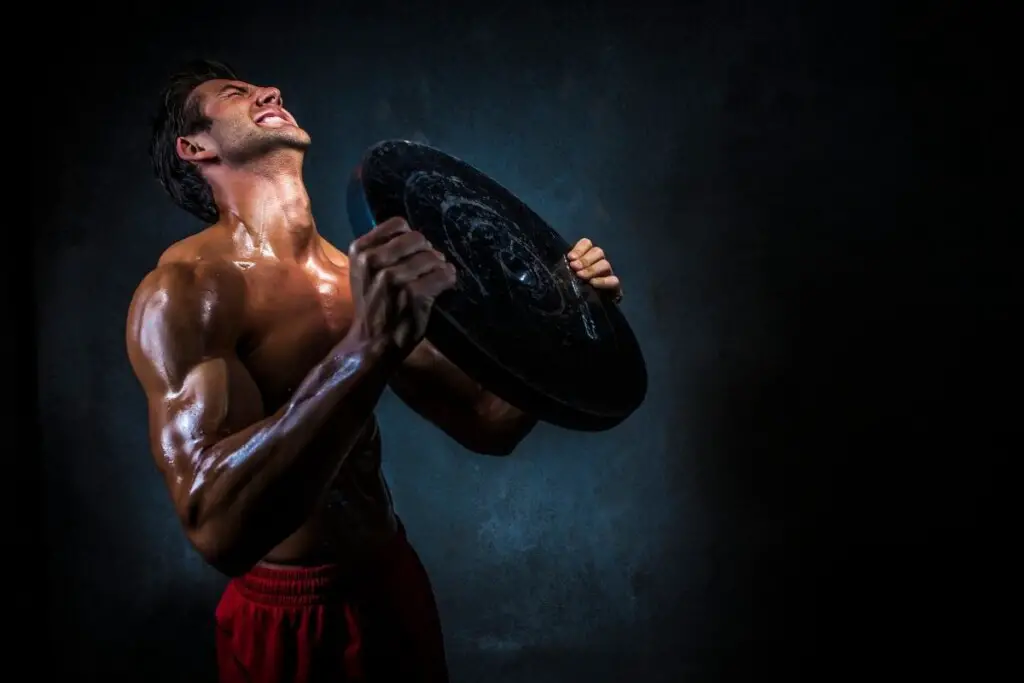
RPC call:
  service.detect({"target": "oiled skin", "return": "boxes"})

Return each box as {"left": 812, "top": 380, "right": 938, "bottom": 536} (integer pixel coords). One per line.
{"left": 126, "top": 227, "right": 536, "bottom": 577}
{"left": 126, "top": 74, "right": 614, "bottom": 580}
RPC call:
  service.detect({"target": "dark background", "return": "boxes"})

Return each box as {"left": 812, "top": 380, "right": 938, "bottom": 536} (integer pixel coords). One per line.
{"left": 32, "top": 1, "right": 1009, "bottom": 680}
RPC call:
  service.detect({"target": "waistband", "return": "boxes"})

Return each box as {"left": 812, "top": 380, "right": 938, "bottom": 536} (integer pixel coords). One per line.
{"left": 231, "top": 521, "right": 407, "bottom": 607}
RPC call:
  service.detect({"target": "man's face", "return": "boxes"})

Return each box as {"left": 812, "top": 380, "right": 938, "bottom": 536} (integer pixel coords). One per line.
{"left": 179, "top": 78, "right": 311, "bottom": 165}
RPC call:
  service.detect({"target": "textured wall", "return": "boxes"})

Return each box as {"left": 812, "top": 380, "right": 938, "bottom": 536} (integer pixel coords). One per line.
{"left": 36, "top": 1, "right": 1005, "bottom": 680}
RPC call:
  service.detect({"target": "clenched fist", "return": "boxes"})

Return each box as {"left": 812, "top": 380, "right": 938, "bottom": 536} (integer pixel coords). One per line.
{"left": 348, "top": 217, "right": 457, "bottom": 354}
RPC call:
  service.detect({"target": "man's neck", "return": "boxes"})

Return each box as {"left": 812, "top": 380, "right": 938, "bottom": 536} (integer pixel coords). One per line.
{"left": 210, "top": 152, "right": 318, "bottom": 262}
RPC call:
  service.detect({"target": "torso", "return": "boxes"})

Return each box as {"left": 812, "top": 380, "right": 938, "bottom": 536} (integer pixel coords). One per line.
{"left": 165, "top": 227, "right": 397, "bottom": 568}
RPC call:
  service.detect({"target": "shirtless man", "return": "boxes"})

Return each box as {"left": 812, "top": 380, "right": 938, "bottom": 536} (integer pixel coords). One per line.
{"left": 125, "top": 60, "right": 624, "bottom": 683}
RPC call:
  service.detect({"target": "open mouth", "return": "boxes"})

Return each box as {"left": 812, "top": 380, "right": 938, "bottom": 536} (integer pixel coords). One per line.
{"left": 254, "top": 109, "right": 294, "bottom": 128}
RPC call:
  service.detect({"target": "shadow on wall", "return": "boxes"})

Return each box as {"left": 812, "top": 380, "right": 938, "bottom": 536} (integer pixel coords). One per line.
{"left": 56, "top": 586, "right": 220, "bottom": 682}
{"left": 655, "top": 74, "right": 1002, "bottom": 669}
{"left": 135, "top": 589, "right": 219, "bottom": 681}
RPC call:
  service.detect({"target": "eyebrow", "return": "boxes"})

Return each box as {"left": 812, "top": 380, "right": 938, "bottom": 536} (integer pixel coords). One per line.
{"left": 218, "top": 82, "right": 249, "bottom": 95}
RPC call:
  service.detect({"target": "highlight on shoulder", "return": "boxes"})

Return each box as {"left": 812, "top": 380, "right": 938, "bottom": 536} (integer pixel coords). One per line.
{"left": 125, "top": 257, "right": 248, "bottom": 387}
{"left": 156, "top": 225, "right": 237, "bottom": 267}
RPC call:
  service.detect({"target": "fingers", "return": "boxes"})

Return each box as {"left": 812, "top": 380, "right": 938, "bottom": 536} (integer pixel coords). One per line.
{"left": 372, "top": 249, "right": 444, "bottom": 284}
{"left": 410, "top": 261, "right": 458, "bottom": 299}
{"left": 364, "top": 235, "right": 456, "bottom": 306}
{"left": 568, "top": 239, "right": 611, "bottom": 279}
{"left": 589, "top": 274, "right": 620, "bottom": 290}
{"left": 349, "top": 216, "right": 412, "bottom": 257}
{"left": 567, "top": 238, "right": 592, "bottom": 260}
{"left": 377, "top": 231, "right": 433, "bottom": 268}
{"left": 354, "top": 230, "right": 433, "bottom": 272}
{"left": 567, "top": 237, "right": 620, "bottom": 291}
{"left": 576, "top": 258, "right": 613, "bottom": 280}
{"left": 571, "top": 246, "right": 604, "bottom": 269}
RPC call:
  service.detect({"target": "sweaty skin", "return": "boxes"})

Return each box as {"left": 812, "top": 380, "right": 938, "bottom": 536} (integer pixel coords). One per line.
{"left": 126, "top": 229, "right": 539, "bottom": 575}
{"left": 127, "top": 76, "right": 619, "bottom": 578}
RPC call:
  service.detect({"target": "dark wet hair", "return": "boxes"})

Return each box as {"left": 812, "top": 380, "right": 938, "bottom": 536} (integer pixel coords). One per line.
{"left": 149, "top": 59, "right": 240, "bottom": 224}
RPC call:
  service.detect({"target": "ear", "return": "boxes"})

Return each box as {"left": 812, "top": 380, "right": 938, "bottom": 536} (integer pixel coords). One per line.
{"left": 175, "top": 134, "right": 217, "bottom": 163}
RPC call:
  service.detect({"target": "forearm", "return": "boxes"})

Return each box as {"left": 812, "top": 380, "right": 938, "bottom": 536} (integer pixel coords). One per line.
{"left": 391, "top": 341, "right": 538, "bottom": 455}
{"left": 188, "top": 332, "right": 397, "bottom": 570}
{"left": 473, "top": 390, "right": 538, "bottom": 455}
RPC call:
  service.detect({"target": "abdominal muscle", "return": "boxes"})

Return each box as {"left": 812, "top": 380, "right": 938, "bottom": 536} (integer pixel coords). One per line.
{"left": 260, "top": 417, "right": 399, "bottom": 567}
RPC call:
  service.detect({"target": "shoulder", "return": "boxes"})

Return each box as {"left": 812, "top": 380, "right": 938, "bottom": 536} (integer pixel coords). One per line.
{"left": 131, "top": 227, "right": 246, "bottom": 322}
{"left": 126, "top": 256, "right": 246, "bottom": 380}
{"left": 155, "top": 225, "right": 236, "bottom": 264}
{"left": 129, "top": 257, "right": 245, "bottom": 323}
{"left": 128, "top": 256, "right": 245, "bottom": 329}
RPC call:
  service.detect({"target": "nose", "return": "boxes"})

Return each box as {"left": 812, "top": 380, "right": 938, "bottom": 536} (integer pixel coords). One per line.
{"left": 255, "top": 86, "right": 282, "bottom": 106}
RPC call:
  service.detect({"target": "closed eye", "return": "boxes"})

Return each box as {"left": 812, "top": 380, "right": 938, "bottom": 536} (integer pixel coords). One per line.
{"left": 219, "top": 84, "right": 249, "bottom": 98}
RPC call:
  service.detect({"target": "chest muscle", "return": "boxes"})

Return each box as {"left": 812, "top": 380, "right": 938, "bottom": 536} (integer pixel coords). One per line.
{"left": 237, "top": 262, "right": 354, "bottom": 411}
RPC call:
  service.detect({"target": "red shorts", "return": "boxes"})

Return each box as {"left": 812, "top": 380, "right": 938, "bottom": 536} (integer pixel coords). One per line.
{"left": 215, "top": 523, "right": 449, "bottom": 683}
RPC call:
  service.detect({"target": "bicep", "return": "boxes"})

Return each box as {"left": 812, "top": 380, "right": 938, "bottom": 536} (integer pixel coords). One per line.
{"left": 150, "top": 355, "right": 263, "bottom": 473}
{"left": 126, "top": 265, "right": 264, "bottom": 510}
